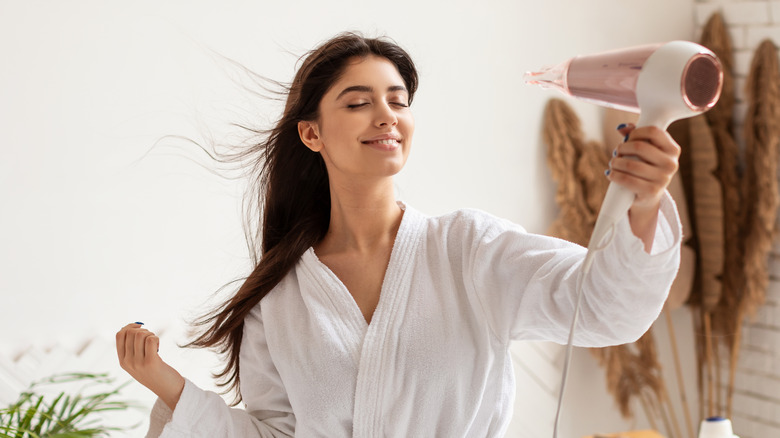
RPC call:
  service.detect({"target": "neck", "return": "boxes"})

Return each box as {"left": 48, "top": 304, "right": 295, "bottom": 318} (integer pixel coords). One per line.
{"left": 318, "top": 177, "right": 403, "bottom": 255}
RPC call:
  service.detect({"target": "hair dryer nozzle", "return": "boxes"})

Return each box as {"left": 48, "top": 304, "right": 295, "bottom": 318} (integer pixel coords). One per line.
{"left": 523, "top": 59, "right": 572, "bottom": 94}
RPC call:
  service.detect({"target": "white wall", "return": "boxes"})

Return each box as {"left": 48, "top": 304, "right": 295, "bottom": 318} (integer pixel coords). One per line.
{"left": 0, "top": 1, "right": 697, "bottom": 436}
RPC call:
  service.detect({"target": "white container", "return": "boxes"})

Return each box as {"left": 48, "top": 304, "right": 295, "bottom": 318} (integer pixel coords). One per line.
{"left": 698, "top": 417, "right": 739, "bottom": 438}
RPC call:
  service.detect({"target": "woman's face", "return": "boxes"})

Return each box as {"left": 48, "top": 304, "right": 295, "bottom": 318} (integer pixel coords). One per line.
{"left": 300, "top": 55, "right": 415, "bottom": 184}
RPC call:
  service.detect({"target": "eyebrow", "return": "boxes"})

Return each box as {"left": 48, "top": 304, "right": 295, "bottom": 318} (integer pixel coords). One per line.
{"left": 335, "top": 85, "right": 408, "bottom": 100}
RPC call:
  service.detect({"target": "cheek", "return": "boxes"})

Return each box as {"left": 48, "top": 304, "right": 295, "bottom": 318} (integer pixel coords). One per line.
{"left": 404, "top": 111, "right": 414, "bottom": 127}
{"left": 320, "top": 113, "right": 363, "bottom": 144}
{"left": 401, "top": 113, "right": 415, "bottom": 141}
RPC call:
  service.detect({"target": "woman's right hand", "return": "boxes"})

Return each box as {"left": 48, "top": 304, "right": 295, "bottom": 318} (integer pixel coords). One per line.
{"left": 116, "top": 323, "right": 186, "bottom": 411}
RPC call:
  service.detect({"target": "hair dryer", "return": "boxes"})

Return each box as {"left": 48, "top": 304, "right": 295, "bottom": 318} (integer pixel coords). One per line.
{"left": 525, "top": 41, "right": 723, "bottom": 254}
{"left": 527, "top": 42, "right": 724, "bottom": 438}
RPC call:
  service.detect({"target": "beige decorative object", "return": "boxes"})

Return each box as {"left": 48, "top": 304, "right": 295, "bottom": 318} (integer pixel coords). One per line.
{"left": 740, "top": 38, "right": 780, "bottom": 320}
{"left": 687, "top": 114, "right": 724, "bottom": 312}
{"left": 664, "top": 174, "right": 696, "bottom": 310}
{"left": 543, "top": 98, "right": 609, "bottom": 246}
{"left": 725, "top": 38, "right": 780, "bottom": 418}
{"left": 699, "top": 12, "right": 743, "bottom": 345}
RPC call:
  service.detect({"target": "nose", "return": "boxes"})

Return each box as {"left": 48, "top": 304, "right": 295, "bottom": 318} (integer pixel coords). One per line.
{"left": 374, "top": 101, "right": 398, "bottom": 127}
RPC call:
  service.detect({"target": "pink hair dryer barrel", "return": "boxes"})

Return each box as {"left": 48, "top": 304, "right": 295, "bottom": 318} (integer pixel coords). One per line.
{"left": 526, "top": 41, "right": 723, "bottom": 257}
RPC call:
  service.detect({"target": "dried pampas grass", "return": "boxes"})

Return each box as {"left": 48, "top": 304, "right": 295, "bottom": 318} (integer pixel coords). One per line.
{"left": 687, "top": 115, "right": 724, "bottom": 312}
{"left": 682, "top": 13, "right": 780, "bottom": 421}
{"left": 676, "top": 12, "right": 745, "bottom": 421}
{"left": 543, "top": 98, "right": 610, "bottom": 245}
{"left": 741, "top": 39, "right": 780, "bottom": 320}
{"left": 595, "top": 332, "right": 664, "bottom": 419}
{"left": 725, "top": 38, "right": 780, "bottom": 417}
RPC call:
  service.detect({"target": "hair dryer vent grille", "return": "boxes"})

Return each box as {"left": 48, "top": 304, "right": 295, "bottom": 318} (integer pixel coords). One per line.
{"left": 683, "top": 54, "right": 723, "bottom": 111}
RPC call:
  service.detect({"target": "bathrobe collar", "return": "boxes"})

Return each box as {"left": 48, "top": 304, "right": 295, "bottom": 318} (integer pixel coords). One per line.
{"left": 299, "top": 202, "right": 428, "bottom": 436}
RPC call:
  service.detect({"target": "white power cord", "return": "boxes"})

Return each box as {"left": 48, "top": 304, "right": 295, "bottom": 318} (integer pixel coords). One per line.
{"left": 551, "top": 225, "right": 615, "bottom": 438}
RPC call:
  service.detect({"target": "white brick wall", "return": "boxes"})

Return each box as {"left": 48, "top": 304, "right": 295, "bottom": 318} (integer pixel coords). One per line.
{"left": 694, "top": 1, "right": 780, "bottom": 437}
{"left": 747, "top": 25, "right": 780, "bottom": 46}
{"left": 723, "top": 1, "right": 772, "bottom": 25}
{"left": 772, "top": 1, "right": 780, "bottom": 22}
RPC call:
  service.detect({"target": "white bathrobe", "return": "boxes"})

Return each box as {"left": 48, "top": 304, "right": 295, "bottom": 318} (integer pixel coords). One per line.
{"left": 147, "top": 196, "right": 681, "bottom": 438}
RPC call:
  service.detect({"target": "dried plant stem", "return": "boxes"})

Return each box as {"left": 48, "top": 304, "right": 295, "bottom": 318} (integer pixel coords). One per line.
{"left": 639, "top": 393, "right": 660, "bottom": 433}
{"left": 693, "top": 310, "right": 705, "bottom": 422}
{"left": 704, "top": 312, "right": 716, "bottom": 417}
{"left": 713, "top": 333, "right": 722, "bottom": 414}
{"left": 665, "top": 309, "right": 696, "bottom": 438}
{"left": 727, "top": 306, "right": 745, "bottom": 418}
{"left": 659, "top": 379, "right": 683, "bottom": 438}
{"left": 648, "top": 389, "right": 673, "bottom": 438}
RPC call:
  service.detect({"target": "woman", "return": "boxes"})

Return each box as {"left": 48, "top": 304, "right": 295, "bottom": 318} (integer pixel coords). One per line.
{"left": 116, "top": 32, "right": 682, "bottom": 437}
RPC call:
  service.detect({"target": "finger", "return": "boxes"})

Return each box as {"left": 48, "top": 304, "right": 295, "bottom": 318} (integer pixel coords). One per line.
{"left": 125, "top": 328, "right": 149, "bottom": 365}
{"left": 623, "top": 126, "right": 681, "bottom": 157}
{"left": 610, "top": 156, "right": 664, "bottom": 183}
{"left": 611, "top": 152, "right": 675, "bottom": 188}
{"left": 608, "top": 167, "right": 663, "bottom": 202}
{"left": 134, "top": 329, "right": 152, "bottom": 365}
{"left": 616, "top": 139, "right": 679, "bottom": 172}
{"left": 145, "top": 335, "right": 160, "bottom": 364}
{"left": 124, "top": 327, "right": 141, "bottom": 364}
{"left": 609, "top": 159, "right": 672, "bottom": 203}
{"left": 611, "top": 173, "right": 662, "bottom": 204}
{"left": 617, "top": 123, "right": 636, "bottom": 139}
{"left": 116, "top": 328, "right": 128, "bottom": 362}
{"left": 120, "top": 322, "right": 144, "bottom": 360}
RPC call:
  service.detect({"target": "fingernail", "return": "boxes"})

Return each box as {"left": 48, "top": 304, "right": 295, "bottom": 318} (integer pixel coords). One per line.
{"left": 612, "top": 148, "right": 618, "bottom": 157}
{"left": 604, "top": 169, "right": 611, "bottom": 176}
{"left": 616, "top": 123, "right": 628, "bottom": 130}
{"left": 623, "top": 134, "right": 630, "bottom": 142}
{"left": 134, "top": 321, "right": 144, "bottom": 325}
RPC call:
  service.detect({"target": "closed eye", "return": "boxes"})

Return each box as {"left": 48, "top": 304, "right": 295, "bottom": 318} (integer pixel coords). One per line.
{"left": 347, "top": 101, "right": 409, "bottom": 109}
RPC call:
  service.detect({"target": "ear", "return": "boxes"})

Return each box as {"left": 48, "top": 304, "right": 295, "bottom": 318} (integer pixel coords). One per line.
{"left": 298, "top": 120, "right": 323, "bottom": 152}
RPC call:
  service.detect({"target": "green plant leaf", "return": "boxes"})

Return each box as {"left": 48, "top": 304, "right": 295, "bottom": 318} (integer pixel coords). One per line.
{"left": 18, "top": 396, "right": 44, "bottom": 437}
{"left": 0, "top": 372, "right": 141, "bottom": 438}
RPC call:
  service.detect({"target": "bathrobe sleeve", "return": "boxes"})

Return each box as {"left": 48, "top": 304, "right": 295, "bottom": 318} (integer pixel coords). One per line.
{"left": 465, "top": 191, "right": 681, "bottom": 347}
{"left": 145, "top": 303, "right": 294, "bottom": 437}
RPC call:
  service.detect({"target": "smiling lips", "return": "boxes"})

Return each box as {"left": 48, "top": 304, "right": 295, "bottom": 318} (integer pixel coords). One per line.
{"left": 364, "top": 139, "right": 400, "bottom": 145}
{"left": 361, "top": 135, "right": 402, "bottom": 150}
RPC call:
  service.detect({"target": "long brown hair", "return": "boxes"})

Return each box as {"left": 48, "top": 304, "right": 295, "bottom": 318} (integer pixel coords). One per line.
{"left": 186, "top": 32, "right": 419, "bottom": 404}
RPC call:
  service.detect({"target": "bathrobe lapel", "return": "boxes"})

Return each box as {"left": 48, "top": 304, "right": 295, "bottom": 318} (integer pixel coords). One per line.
{"left": 300, "top": 247, "right": 369, "bottom": 365}
{"left": 352, "top": 206, "right": 426, "bottom": 437}
{"left": 299, "top": 206, "right": 426, "bottom": 436}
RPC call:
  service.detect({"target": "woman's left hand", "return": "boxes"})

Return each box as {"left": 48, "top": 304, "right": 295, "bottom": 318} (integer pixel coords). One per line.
{"left": 609, "top": 123, "right": 681, "bottom": 251}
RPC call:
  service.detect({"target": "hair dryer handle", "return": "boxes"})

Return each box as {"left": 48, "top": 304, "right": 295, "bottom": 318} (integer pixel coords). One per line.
{"left": 587, "top": 181, "right": 636, "bottom": 251}
{"left": 635, "top": 111, "right": 675, "bottom": 131}
{"left": 587, "top": 113, "right": 671, "bottom": 252}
